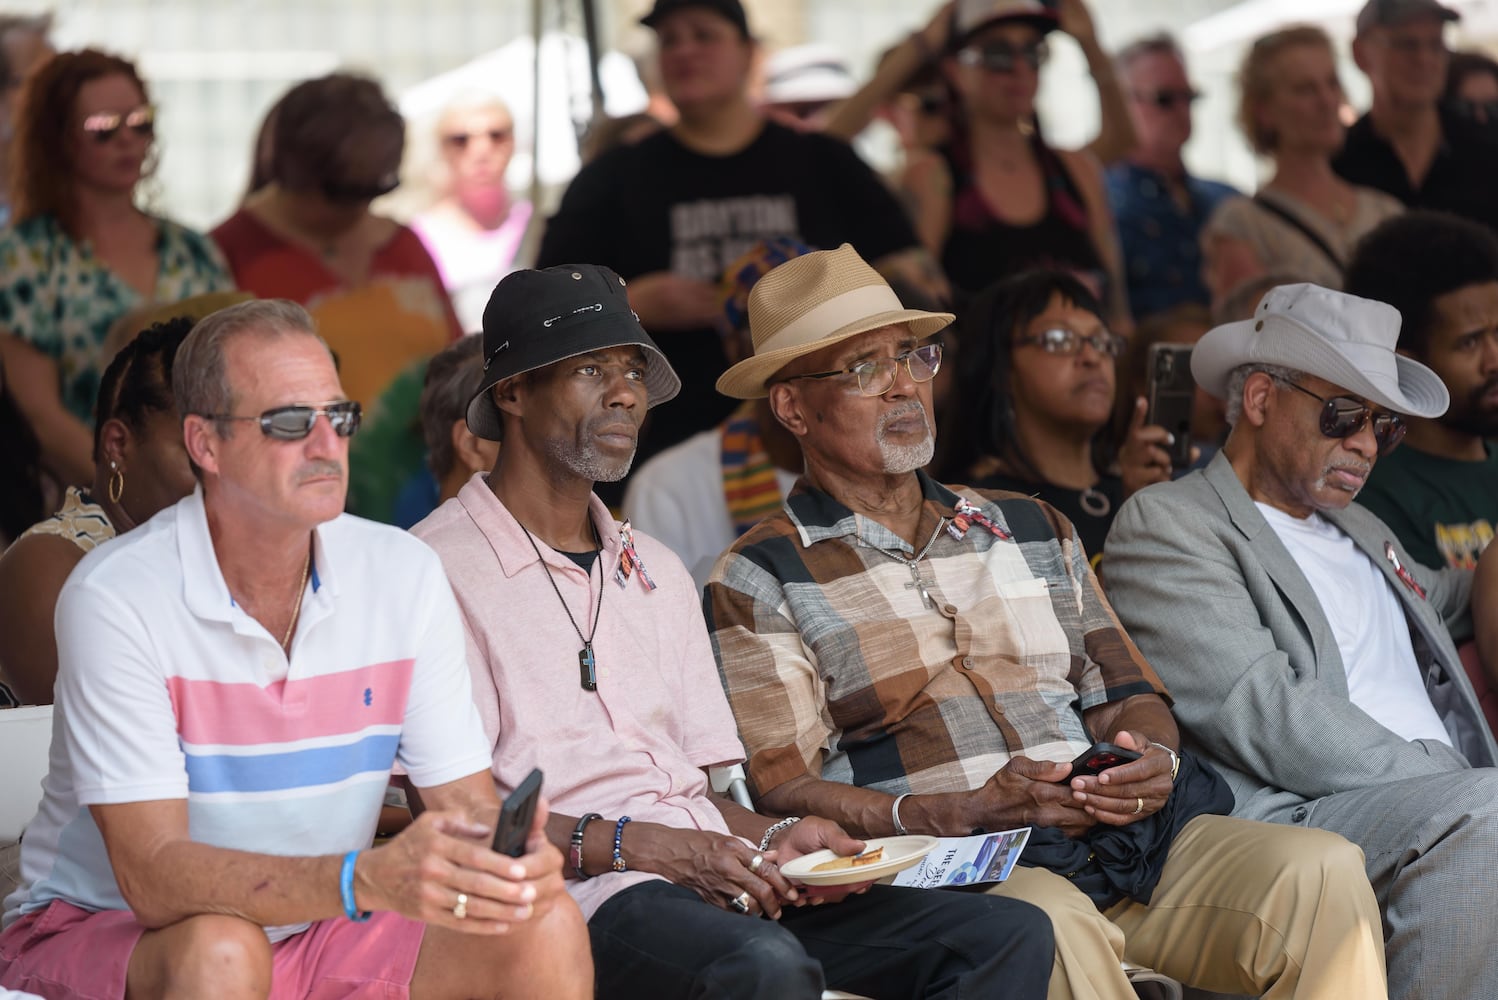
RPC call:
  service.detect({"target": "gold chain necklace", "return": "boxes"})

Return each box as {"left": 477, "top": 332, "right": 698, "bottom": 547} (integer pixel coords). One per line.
{"left": 281, "top": 550, "right": 311, "bottom": 653}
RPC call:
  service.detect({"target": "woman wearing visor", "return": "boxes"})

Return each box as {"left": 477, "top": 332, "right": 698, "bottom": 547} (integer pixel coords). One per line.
{"left": 0, "top": 49, "right": 232, "bottom": 490}
{"left": 904, "top": 0, "right": 1129, "bottom": 325}
{"left": 213, "top": 73, "right": 460, "bottom": 524}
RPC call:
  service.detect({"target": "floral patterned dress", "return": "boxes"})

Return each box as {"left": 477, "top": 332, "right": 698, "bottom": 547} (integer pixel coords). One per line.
{"left": 0, "top": 214, "right": 234, "bottom": 422}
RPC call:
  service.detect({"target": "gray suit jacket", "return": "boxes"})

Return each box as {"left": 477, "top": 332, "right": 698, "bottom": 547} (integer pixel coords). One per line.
{"left": 1104, "top": 451, "right": 1497, "bottom": 822}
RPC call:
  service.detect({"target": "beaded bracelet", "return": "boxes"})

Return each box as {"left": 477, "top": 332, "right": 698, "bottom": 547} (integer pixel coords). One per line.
{"left": 612, "top": 815, "right": 632, "bottom": 872}
{"left": 339, "top": 850, "right": 371, "bottom": 922}
{"left": 757, "top": 816, "right": 802, "bottom": 853}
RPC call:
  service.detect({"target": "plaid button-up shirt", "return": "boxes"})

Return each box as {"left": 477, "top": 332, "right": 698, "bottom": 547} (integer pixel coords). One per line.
{"left": 705, "top": 471, "right": 1168, "bottom": 799}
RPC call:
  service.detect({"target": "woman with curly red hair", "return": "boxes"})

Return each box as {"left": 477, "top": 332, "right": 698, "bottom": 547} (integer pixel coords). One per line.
{"left": 0, "top": 48, "right": 232, "bottom": 489}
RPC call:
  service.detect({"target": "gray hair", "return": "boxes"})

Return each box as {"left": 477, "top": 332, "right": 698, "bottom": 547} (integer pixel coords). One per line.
{"left": 1116, "top": 32, "right": 1184, "bottom": 80}
{"left": 173, "top": 299, "right": 325, "bottom": 436}
{"left": 1225, "top": 363, "right": 1305, "bottom": 427}
{"left": 420, "top": 334, "right": 485, "bottom": 479}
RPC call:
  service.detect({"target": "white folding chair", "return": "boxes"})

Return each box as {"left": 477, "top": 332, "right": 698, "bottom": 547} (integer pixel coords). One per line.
{"left": 710, "top": 762, "right": 755, "bottom": 809}
{"left": 0, "top": 705, "right": 52, "bottom": 844}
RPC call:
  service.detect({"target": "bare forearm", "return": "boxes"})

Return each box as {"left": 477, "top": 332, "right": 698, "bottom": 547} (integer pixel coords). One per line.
{"left": 1085, "top": 694, "right": 1179, "bottom": 750}
{"left": 112, "top": 839, "right": 345, "bottom": 930}
{"left": 757, "top": 773, "right": 976, "bottom": 838}
{"left": 823, "top": 35, "right": 927, "bottom": 143}
{"left": 1079, "top": 36, "right": 1134, "bottom": 165}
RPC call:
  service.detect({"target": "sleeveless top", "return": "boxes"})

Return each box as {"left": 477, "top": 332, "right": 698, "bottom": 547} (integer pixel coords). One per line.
{"left": 19, "top": 486, "right": 116, "bottom": 553}
{"left": 940, "top": 131, "right": 1105, "bottom": 302}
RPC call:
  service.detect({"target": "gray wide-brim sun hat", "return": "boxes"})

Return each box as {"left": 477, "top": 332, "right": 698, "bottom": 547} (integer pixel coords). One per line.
{"left": 466, "top": 264, "right": 682, "bottom": 441}
{"left": 1191, "top": 282, "right": 1448, "bottom": 418}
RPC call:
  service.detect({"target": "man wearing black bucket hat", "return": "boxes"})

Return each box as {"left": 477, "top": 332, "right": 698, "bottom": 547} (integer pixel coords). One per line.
{"left": 413, "top": 263, "right": 1053, "bottom": 1000}
{"left": 1107, "top": 282, "right": 1498, "bottom": 999}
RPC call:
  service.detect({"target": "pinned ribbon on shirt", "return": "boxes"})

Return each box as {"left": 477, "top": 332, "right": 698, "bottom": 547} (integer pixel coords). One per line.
{"left": 1384, "top": 542, "right": 1427, "bottom": 600}
{"left": 947, "top": 498, "right": 1012, "bottom": 542}
{"left": 615, "top": 520, "right": 658, "bottom": 592}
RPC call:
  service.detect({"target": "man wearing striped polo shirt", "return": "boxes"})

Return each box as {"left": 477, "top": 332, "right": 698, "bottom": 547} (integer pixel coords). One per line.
{"left": 0, "top": 300, "right": 588, "bottom": 999}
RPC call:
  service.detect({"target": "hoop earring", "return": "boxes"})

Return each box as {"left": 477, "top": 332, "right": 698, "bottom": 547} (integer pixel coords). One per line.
{"left": 108, "top": 461, "right": 125, "bottom": 504}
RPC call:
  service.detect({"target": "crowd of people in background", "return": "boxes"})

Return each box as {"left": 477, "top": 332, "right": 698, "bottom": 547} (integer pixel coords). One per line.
{"left": 5, "top": 0, "right": 1498, "bottom": 995}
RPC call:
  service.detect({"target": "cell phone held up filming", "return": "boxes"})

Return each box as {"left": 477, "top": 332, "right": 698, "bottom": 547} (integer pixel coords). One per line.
{"left": 1061, "top": 742, "right": 1143, "bottom": 781}
{"left": 492, "top": 767, "right": 543, "bottom": 857}
{"left": 1146, "top": 343, "right": 1196, "bottom": 471}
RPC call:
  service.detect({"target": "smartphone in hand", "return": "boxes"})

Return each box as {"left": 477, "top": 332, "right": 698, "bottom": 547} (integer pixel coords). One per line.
{"left": 492, "top": 768, "right": 543, "bottom": 857}
{"left": 1146, "top": 343, "right": 1195, "bottom": 471}
{"left": 1059, "top": 742, "right": 1143, "bottom": 782}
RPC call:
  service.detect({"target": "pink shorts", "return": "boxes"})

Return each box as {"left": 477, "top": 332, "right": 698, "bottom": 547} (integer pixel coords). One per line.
{"left": 0, "top": 900, "right": 425, "bottom": 999}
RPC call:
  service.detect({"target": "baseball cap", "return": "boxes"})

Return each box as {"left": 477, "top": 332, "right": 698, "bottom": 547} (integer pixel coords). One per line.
{"left": 466, "top": 265, "right": 682, "bottom": 440}
{"left": 952, "top": 0, "right": 1059, "bottom": 48}
{"left": 1355, "top": 0, "right": 1460, "bottom": 35}
{"left": 640, "top": 0, "right": 751, "bottom": 36}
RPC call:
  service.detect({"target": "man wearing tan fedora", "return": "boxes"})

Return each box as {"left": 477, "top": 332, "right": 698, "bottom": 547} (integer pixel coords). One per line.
{"left": 1105, "top": 283, "right": 1498, "bottom": 999}
{"left": 706, "top": 246, "right": 1387, "bottom": 1000}
{"left": 414, "top": 263, "right": 1055, "bottom": 1000}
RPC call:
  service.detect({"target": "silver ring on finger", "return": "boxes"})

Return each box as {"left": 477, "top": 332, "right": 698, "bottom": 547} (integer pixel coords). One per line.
{"left": 730, "top": 890, "right": 753, "bottom": 914}
{"left": 1132, "top": 797, "right": 1144, "bottom": 816}
{"left": 748, "top": 853, "right": 765, "bottom": 874}
{"left": 453, "top": 892, "right": 469, "bottom": 919}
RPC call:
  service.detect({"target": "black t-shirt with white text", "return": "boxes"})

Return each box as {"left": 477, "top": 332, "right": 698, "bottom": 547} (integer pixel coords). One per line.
{"left": 537, "top": 121, "right": 919, "bottom": 464}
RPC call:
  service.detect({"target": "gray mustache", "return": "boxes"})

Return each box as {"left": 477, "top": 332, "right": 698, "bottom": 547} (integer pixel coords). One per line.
{"left": 296, "top": 461, "right": 344, "bottom": 483}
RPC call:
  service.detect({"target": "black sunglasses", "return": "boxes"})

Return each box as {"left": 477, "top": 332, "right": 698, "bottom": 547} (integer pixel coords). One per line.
{"left": 1278, "top": 380, "right": 1406, "bottom": 455}
{"left": 441, "top": 127, "right": 513, "bottom": 150}
{"left": 82, "top": 105, "right": 155, "bottom": 143}
{"left": 210, "top": 401, "right": 363, "bottom": 441}
{"left": 1134, "top": 87, "right": 1200, "bottom": 110}
{"left": 956, "top": 41, "right": 1048, "bottom": 74}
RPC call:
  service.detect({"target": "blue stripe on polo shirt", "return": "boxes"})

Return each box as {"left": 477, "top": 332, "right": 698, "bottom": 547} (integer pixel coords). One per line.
{"left": 184, "top": 732, "right": 401, "bottom": 793}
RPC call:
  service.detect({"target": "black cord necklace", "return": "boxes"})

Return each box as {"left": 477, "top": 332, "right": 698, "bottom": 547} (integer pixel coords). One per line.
{"left": 520, "top": 522, "right": 604, "bottom": 692}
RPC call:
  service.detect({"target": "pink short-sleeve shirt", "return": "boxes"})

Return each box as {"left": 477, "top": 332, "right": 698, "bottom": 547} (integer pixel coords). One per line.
{"left": 413, "top": 476, "right": 747, "bottom": 918}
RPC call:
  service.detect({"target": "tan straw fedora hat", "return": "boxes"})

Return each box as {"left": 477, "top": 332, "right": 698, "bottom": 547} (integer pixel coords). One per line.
{"left": 715, "top": 243, "right": 954, "bottom": 399}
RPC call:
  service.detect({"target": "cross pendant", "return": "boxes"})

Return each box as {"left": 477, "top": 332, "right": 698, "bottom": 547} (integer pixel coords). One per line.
{"left": 904, "top": 563, "right": 933, "bottom": 607}
{"left": 579, "top": 644, "right": 598, "bottom": 691}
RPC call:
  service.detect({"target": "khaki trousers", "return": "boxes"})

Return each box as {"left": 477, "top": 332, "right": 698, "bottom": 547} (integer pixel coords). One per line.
{"left": 984, "top": 815, "right": 1386, "bottom": 1000}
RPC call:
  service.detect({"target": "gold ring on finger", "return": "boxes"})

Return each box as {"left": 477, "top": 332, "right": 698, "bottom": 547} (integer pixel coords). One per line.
{"left": 748, "top": 853, "right": 765, "bottom": 874}
{"left": 1132, "top": 797, "right": 1144, "bottom": 815}
{"left": 453, "top": 892, "right": 469, "bottom": 919}
{"left": 730, "top": 890, "right": 752, "bottom": 914}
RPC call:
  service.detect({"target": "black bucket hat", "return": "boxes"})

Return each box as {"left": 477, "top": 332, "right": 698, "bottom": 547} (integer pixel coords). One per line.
{"left": 465, "top": 264, "right": 682, "bottom": 440}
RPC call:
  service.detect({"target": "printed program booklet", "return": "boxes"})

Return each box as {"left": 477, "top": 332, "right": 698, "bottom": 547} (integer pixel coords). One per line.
{"left": 890, "top": 828, "right": 1031, "bottom": 888}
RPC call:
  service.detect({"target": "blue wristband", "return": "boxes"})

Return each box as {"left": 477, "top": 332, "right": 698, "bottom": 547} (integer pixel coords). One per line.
{"left": 611, "top": 816, "right": 632, "bottom": 872}
{"left": 340, "top": 850, "right": 371, "bottom": 922}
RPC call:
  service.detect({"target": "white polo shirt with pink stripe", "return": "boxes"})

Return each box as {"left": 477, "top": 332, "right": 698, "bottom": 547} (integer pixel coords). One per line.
{"left": 1, "top": 488, "right": 493, "bottom": 939}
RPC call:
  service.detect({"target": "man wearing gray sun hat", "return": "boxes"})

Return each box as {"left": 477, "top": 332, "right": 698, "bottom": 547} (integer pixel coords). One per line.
{"left": 1106, "top": 282, "right": 1498, "bottom": 999}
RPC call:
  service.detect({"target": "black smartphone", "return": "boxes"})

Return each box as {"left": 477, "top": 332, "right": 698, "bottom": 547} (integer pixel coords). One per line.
{"left": 1146, "top": 343, "right": 1195, "bottom": 471}
{"left": 492, "top": 768, "right": 543, "bottom": 857}
{"left": 1062, "top": 742, "right": 1143, "bottom": 781}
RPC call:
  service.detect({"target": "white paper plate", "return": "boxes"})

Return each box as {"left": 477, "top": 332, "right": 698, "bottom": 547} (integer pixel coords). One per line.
{"left": 779, "top": 835, "right": 939, "bottom": 886}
